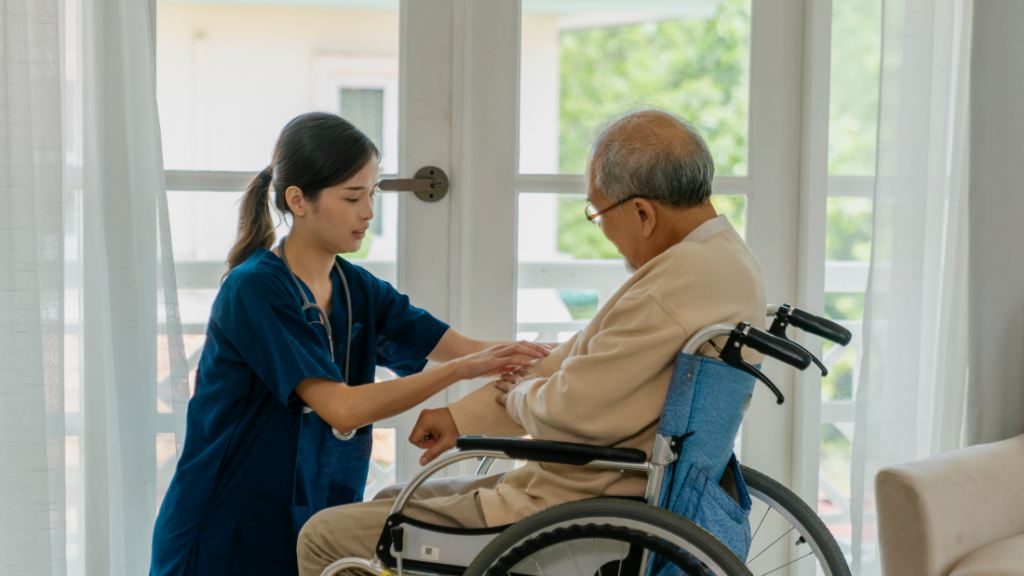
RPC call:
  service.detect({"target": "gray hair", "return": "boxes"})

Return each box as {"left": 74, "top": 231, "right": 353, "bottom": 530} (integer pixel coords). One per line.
{"left": 591, "top": 110, "right": 715, "bottom": 210}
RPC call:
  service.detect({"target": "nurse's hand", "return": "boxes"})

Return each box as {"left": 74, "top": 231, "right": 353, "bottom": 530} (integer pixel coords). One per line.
{"left": 410, "top": 407, "right": 460, "bottom": 466}
{"left": 453, "top": 340, "right": 548, "bottom": 381}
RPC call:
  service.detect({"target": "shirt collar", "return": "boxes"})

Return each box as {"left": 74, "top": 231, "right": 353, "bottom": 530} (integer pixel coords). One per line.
{"left": 682, "top": 213, "right": 733, "bottom": 243}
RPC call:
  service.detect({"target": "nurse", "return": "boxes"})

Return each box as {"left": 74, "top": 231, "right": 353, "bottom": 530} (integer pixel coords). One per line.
{"left": 151, "top": 112, "right": 547, "bottom": 576}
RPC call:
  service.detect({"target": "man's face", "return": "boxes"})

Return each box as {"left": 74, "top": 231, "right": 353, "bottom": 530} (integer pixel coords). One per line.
{"left": 586, "top": 158, "right": 640, "bottom": 272}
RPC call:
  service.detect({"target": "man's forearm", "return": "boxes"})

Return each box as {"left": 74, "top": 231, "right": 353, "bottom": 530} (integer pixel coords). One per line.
{"left": 449, "top": 384, "right": 528, "bottom": 437}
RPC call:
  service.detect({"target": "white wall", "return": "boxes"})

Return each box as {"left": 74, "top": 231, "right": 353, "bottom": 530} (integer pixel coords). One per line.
{"left": 968, "top": 0, "right": 1024, "bottom": 445}
{"left": 157, "top": 4, "right": 400, "bottom": 172}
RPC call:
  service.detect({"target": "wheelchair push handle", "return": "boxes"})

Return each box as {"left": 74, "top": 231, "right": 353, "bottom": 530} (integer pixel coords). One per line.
{"left": 787, "top": 307, "right": 852, "bottom": 346}
{"left": 768, "top": 304, "right": 852, "bottom": 346}
{"left": 742, "top": 326, "right": 814, "bottom": 371}
{"left": 766, "top": 304, "right": 853, "bottom": 376}
{"left": 716, "top": 322, "right": 813, "bottom": 405}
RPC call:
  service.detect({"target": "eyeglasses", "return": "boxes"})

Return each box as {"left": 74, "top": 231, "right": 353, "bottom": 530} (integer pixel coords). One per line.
{"left": 584, "top": 195, "right": 646, "bottom": 223}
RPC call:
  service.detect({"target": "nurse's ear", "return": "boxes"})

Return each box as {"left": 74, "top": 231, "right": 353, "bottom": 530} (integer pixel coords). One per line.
{"left": 285, "top": 185, "right": 309, "bottom": 217}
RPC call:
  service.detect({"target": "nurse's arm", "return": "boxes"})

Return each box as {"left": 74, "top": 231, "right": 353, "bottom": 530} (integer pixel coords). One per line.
{"left": 427, "top": 328, "right": 551, "bottom": 363}
{"left": 295, "top": 341, "right": 546, "bottom": 433}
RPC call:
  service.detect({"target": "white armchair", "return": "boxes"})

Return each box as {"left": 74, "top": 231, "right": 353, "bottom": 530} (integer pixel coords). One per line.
{"left": 875, "top": 433, "right": 1024, "bottom": 576}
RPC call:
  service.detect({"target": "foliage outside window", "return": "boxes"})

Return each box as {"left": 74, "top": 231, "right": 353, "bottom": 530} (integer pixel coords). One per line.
{"left": 557, "top": 195, "right": 746, "bottom": 260}
{"left": 341, "top": 231, "right": 374, "bottom": 260}
{"left": 558, "top": 0, "right": 751, "bottom": 176}
{"left": 827, "top": 0, "right": 883, "bottom": 175}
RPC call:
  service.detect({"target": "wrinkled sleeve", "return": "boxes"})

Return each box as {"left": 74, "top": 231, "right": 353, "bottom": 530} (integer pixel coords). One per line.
{"left": 505, "top": 295, "right": 690, "bottom": 445}
{"left": 447, "top": 339, "right": 570, "bottom": 437}
{"left": 371, "top": 275, "right": 450, "bottom": 377}
{"left": 214, "top": 270, "right": 341, "bottom": 410}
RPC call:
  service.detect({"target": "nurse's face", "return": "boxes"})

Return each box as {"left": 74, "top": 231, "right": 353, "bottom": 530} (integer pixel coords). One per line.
{"left": 293, "top": 160, "right": 380, "bottom": 255}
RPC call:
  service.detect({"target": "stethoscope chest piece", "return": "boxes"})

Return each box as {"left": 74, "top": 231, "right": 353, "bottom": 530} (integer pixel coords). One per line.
{"left": 332, "top": 429, "right": 357, "bottom": 441}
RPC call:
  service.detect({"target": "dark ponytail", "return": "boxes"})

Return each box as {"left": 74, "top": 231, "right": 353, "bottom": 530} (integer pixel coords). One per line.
{"left": 226, "top": 167, "right": 276, "bottom": 276}
{"left": 224, "top": 112, "right": 379, "bottom": 278}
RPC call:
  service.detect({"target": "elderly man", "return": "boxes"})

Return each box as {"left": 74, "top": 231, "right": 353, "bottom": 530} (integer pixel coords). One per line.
{"left": 296, "top": 109, "right": 766, "bottom": 575}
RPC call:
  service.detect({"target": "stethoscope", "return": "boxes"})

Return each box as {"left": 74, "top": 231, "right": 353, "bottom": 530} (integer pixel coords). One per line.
{"left": 279, "top": 235, "right": 357, "bottom": 441}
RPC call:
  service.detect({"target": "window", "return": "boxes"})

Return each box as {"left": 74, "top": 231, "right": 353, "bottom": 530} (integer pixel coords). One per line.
{"left": 519, "top": 0, "right": 751, "bottom": 176}
{"left": 342, "top": 89, "right": 385, "bottom": 152}
{"left": 312, "top": 54, "right": 399, "bottom": 174}
{"left": 514, "top": 0, "right": 753, "bottom": 345}
{"left": 516, "top": 193, "right": 747, "bottom": 343}
{"left": 818, "top": 0, "right": 883, "bottom": 557}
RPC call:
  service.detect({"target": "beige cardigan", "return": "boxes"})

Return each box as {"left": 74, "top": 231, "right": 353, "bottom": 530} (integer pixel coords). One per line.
{"left": 448, "top": 215, "right": 766, "bottom": 526}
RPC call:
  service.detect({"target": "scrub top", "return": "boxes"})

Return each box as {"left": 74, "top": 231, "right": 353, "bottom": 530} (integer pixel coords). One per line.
{"left": 150, "top": 248, "right": 449, "bottom": 576}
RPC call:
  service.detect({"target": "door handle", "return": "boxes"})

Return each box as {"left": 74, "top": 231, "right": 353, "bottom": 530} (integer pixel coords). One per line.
{"left": 378, "top": 166, "right": 449, "bottom": 203}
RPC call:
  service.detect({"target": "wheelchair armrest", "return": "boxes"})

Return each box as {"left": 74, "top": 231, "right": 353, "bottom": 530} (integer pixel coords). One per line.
{"left": 456, "top": 436, "right": 648, "bottom": 467}
{"left": 389, "top": 439, "right": 648, "bottom": 518}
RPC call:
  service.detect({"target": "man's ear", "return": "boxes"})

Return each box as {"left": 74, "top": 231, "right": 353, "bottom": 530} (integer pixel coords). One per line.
{"left": 635, "top": 198, "right": 657, "bottom": 238}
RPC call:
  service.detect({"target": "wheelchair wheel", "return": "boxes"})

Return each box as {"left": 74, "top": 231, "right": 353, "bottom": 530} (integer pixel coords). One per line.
{"left": 463, "top": 498, "right": 752, "bottom": 576}
{"left": 740, "top": 465, "right": 851, "bottom": 576}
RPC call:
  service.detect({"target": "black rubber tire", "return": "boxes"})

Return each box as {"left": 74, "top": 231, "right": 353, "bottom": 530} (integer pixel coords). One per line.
{"left": 464, "top": 498, "right": 752, "bottom": 576}
{"left": 739, "top": 465, "right": 851, "bottom": 576}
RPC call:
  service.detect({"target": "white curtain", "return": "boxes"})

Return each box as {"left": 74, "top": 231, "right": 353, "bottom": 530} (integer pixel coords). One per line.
{"left": 1, "top": 0, "right": 189, "bottom": 573}
{"left": 848, "top": 0, "right": 973, "bottom": 573}
{"left": 0, "top": 1, "right": 67, "bottom": 574}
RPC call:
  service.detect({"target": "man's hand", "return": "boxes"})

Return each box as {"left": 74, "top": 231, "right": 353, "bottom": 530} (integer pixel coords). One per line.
{"left": 409, "top": 407, "right": 460, "bottom": 466}
{"left": 493, "top": 369, "right": 531, "bottom": 407}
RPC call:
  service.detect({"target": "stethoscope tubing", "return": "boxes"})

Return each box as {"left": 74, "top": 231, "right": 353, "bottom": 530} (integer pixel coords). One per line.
{"left": 279, "top": 235, "right": 356, "bottom": 441}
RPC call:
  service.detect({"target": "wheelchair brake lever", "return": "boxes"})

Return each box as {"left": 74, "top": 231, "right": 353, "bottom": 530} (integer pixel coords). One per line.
{"left": 769, "top": 306, "right": 829, "bottom": 377}
{"left": 390, "top": 526, "right": 404, "bottom": 576}
{"left": 721, "top": 328, "right": 786, "bottom": 405}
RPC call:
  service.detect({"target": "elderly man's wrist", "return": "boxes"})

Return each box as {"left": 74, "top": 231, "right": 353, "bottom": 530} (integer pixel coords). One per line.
{"left": 440, "top": 407, "right": 460, "bottom": 435}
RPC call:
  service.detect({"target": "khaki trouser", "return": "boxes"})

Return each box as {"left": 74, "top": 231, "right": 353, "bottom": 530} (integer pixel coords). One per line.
{"left": 297, "top": 474, "right": 505, "bottom": 576}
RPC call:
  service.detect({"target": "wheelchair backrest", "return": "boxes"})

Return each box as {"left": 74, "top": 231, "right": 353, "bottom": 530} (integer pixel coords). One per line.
{"left": 649, "top": 353, "right": 756, "bottom": 566}
{"left": 658, "top": 353, "right": 754, "bottom": 484}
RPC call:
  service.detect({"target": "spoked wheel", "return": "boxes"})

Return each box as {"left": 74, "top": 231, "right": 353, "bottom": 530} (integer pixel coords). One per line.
{"left": 464, "top": 499, "right": 752, "bottom": 576}
{"left": 740, "top": 466, "right": 851, "bottom": 576}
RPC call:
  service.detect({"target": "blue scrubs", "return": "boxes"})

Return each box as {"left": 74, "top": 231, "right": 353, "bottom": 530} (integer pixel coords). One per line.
{"left": 151, "top": 248, "right": 449, "bottom": 576}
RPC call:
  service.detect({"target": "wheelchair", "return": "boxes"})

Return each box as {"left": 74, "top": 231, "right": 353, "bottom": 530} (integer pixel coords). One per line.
{"left": 321, "top": 305, "right": 854, "bottom": 576}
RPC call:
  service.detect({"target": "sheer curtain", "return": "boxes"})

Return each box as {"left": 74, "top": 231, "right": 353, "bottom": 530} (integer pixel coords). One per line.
{"left": 1, "top": 0, "right": 189, "bottom": 573}
{"left": 0, "top": 0, "right": 67, "bottom": 574}
{"left": 848, "top": 0, "right": 973, "bottom": 573}
{"left": 74, "top": 0, "right": 189, "bottom": 573}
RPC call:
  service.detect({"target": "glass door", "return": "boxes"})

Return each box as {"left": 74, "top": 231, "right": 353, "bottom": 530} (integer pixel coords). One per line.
{"left": 153, "top": 0, "right": 454, "bottom": 502}
{"left": 515, "top": 0, "right": 752, "bottom": 351}
{"left": 452, "top": 1, "right": 811, "bottom": 565}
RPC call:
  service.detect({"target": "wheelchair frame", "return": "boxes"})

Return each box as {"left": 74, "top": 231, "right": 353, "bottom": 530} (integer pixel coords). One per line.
{"left": 320, "top": 306, "right": 851, "bottom": 576}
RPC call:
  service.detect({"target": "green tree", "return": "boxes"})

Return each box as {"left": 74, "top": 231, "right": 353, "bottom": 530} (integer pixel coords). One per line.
{"left": 555, "top": 0, "right": 751, "bottom": 259}
{"left": 341, "top": 230, "right": 374, "bottom": 260}
{"left": 558, "top": 0, "right": 751, "bottom": 176}
{"left": 828, "top": 0, "right": 883, "bottom": 174}
{"left": 557, "top": 195, "right": 746, "bottom": 260}
{"left": 826, "top": 197, "right": 872, "bottom": 262}
{"left": 558, "top": 196, "right": 620, "bottom": 259}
